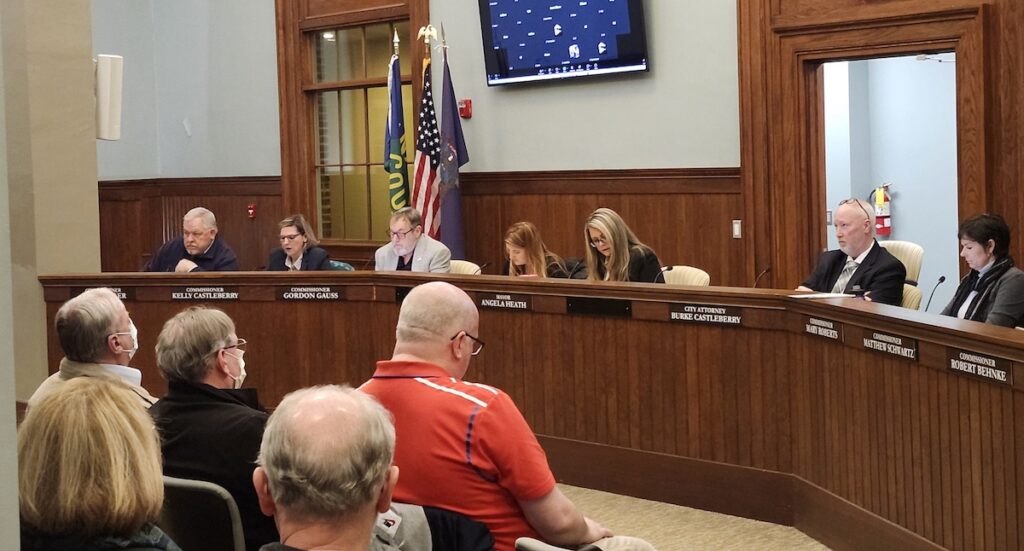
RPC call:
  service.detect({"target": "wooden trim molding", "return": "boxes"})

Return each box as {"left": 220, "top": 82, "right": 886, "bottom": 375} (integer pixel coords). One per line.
{"left": 99, "top": 177, "right": 281, "bottom": 200}
{"left": 461, "top": 167, "right": 741, "bottom": 195}
{"left": 540, "top": 435, "right": 943, "bottom": 550}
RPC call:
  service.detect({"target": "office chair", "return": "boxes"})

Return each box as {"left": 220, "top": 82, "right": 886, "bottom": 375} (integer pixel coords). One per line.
{"left": 450, "top": 260, "right": 483, "bottom": 275}
{"left": 158, "top": 475, "right": 245, "bottom": 551}
{"left": 663, "top": 265, "right": 711, "bottom": 287}
{"left": 901, "top": 283, "right": 922, "bottom": 310}
{"left": 516, "top": 537, "right": 601, "bottom": 551}
{"left": 879, "top": 240, "right": 924, "bottom": 285}
{"left": 328, "top": 259, "right": 355, "bottom": 271}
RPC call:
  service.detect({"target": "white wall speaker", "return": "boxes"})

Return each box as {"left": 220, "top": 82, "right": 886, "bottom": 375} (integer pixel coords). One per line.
{"left": 95, "top": 54, "right": 123, "bottom": 141}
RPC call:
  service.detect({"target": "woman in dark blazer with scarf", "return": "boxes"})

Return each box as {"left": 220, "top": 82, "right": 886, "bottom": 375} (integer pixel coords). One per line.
{"left": 941, "top": 213, "right": 1024, "bottom": 327}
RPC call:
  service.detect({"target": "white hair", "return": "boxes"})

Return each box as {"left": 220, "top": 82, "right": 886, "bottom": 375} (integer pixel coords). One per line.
{"left": 184, "top": 207, "right": 217, "bottom": 230}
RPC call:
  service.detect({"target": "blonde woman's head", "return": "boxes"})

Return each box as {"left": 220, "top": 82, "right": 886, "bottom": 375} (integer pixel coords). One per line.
{"left": 19, "top": 377, "right": 164, "bottom": 538}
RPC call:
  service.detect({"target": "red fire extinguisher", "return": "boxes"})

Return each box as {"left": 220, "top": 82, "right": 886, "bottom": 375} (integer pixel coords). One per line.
{"left": 870, "top": 183, "right": 892, "bottom": 237}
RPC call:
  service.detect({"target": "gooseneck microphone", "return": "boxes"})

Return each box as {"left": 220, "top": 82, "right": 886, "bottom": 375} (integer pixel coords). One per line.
{"left": 472, "top": 262, "right": 490, "bottom": 275}
{"left": 924, "top": 275, "right": 946, "bottom": 312}
{"left": 752, "top": 265, "right": 772, "bottom": 288}
{"left": 359, "top": 256, "right": 374, "bottom": 271}
{"left": 566, "top": 261, "right": 586, "bottom": 279}
{"left": 654, "top": 265, "right": 673, "bottom": 284}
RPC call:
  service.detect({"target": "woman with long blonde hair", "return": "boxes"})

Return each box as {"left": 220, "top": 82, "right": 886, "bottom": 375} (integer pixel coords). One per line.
{"left": 584, "top": 207, "right": 662, "bottom": 283}
{"left": 503, "top": 221, "right": 568, "bottom": 278}
{"left": 19, "top": 377, "right": 180, "bottom": 550}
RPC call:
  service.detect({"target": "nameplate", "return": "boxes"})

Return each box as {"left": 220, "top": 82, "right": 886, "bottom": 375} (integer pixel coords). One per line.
{"left": 277, "top": 286, "right": 344, "bottom": 301}
{"left": 946, "top": 348, "right": 1013, "bottom": 385}
{"left": 566, "top": 296, "right": 631, "bottom": 317}
{"left": 669, "top": 304, "right": 742, "bottom": 326}
{"left": 171, "top": 286, "right": 240, "bottom": 301}
{"left": 804, "top": 316, "right": 843, "bottom": 342}
{"left": 72, "top": 286, "right": 136, "bottom": 301}
{"left": 478, "top": 292, "right": 532, "bottom": 311}
{"left": 860, "top": 330, "right": 917, "bottom": 360}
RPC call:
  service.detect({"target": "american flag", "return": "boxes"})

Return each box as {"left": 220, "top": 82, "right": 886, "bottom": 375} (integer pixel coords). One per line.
{"left": 412, "top": 61, "right": 441, "bottom": 238}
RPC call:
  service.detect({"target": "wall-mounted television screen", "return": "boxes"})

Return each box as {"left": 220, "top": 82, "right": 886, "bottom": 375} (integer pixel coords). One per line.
{"left": 478, "top": 0, "right": 649, "bottom": 86}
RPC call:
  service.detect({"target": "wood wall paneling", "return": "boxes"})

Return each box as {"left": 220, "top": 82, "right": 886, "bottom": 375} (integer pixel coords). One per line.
{"left": 460, "top": 168, "right": 748, "bottom": 287}
{"left": 98, "top": 178, "right": 284, "bottom": 271}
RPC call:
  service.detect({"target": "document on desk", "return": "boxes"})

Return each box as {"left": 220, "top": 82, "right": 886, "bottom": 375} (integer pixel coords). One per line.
{"left": 788, "top": 292, "right": 854, "bottom": 299}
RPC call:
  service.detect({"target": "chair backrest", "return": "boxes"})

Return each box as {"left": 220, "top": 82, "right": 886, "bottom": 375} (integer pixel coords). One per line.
{"left": 663, "top": 265, "right": 711, "bottom": 287}
{"left": 879, "top": 240, "right": 924, "bottom": 285}
{"left": 159, "top": 476, "right": 245, "bottom": 551}
{"left": 450, "top": 260, "right": 482, "bottom": 275}
{"left": 901, "top": 283, "right": 923, "bottom": 310}
{"left": 328, "top": 259, "right": 355, "bottom": 271}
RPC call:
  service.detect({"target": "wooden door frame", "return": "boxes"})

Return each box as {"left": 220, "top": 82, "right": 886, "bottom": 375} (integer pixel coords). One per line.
{"left": 739, "top": 2, "right": 987, "bottom": 289}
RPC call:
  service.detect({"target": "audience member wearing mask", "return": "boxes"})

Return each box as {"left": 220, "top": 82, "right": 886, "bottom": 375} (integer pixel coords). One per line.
{"left": 149, "top": 306, "right": 278, "bottom": 551}
{"left": 29, "top": 287, "right": 156, "bottom": 409}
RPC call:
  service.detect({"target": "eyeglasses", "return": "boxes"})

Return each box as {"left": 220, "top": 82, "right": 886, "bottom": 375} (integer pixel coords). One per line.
{"left": 450, "top": 331, "right": 485, "bottom": 356}
{"left": 388, "top": 227, "right": 418, "bottom": 240}
{"left": 279, "top": 233, "right": 302, "bottom": 242}
{"left": 589, "top": 237, "right": 608, "bottom": 248}
{"left": 839, "top": 198, "right": 872, "bottom": 221}
{"left": 224, "top": 338, "right": 247, "bottom": 353}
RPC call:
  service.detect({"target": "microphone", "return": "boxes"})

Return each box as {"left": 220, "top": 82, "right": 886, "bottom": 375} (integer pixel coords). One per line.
{"left": 654, "top": 265, "right": 672, "bottom": 284}
{"left": 359, "top": 257, "right": 374, "bottom": 271}
{"left": 924, "top": 275, "right": 946, "bottom": 312}
{"left": 752, "top": 265, "right": 772, "bottom": 288}
{"left": 472, "top": 262, "right": 490, "bottom": 275}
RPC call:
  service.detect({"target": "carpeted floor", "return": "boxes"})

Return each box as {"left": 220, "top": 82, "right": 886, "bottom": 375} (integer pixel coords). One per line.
{"left": 561, "top": 485, "right": 830, "bottom": 551}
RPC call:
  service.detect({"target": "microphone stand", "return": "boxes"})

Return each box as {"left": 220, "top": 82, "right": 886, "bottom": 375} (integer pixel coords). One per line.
{"left": 924, "top": 275, "right": 946, "bottom": 312}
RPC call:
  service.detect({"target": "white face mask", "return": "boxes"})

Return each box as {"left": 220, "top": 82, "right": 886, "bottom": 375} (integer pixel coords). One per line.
{"left": 226, "top": 351, "right": 246, "bottom": 389}
{"left": 114, "top": 320, "right": 140, "bottom": 360}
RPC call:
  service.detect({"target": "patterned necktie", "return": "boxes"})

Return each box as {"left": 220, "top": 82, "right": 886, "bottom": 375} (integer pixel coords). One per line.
{"left": 831, "top": 259, "right": 859, "bottom": 293}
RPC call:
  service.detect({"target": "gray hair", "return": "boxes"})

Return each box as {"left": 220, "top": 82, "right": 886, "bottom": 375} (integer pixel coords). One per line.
{"left": 184, "top": 207, "right": 217, "bottom": 230}
{"left": 257, "top": 386, "right": 395, "bottom": 522}
{"left": 55, "top": 288, "right": 124, "bottom": 362}
{"left": 155, "top": 306, "right": 234, "bottom": 383}
{"left": 389, "top": 207, "right": 422, "bottom": 228}
{"left": 396, "top": 282, "right": 476, "bottom": 344}
{"left": 839, "top": 198, "right": 876, "bottom": 237}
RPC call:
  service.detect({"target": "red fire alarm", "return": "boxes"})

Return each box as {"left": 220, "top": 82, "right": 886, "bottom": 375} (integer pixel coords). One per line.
{"left": 247, "top": 204, "right": 256, "bottom": 220}
{"left": 458, "top": 99, "right": 472, "bottom": 119}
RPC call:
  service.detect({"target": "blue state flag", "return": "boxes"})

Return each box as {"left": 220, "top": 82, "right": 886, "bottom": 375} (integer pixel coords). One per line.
{"left": 438, "top": 49, "right": 470, "bottom": 259}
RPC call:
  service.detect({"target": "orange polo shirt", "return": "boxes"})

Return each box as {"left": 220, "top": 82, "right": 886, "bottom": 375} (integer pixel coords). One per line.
{"left": 361, "top": 360, "right": 556, "bottom": 551}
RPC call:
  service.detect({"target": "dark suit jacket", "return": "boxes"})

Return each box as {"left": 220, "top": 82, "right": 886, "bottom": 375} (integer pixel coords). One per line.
{"left": 149, "top": 382, "right": 277, "bottom": 551}
{"left": 801, "top": 241, "right": 906, "bottom": 306}
{"left": 266, "top": 246, "right": 331, "bottom": 271}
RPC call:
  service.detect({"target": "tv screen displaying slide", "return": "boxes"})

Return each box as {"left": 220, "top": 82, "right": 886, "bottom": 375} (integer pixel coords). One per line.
{"left": 478, "top": 0, "right": 649, "bottom": 86}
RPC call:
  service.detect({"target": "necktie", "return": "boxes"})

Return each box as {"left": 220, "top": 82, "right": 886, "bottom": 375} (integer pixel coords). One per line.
{"left": 831, "top": 259, "right": 858, "bottom": 293}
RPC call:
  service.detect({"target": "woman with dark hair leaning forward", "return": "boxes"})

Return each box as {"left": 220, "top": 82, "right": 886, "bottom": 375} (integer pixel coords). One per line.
{"left": 941, "top": 213, "right": 1024, "bottom": 327}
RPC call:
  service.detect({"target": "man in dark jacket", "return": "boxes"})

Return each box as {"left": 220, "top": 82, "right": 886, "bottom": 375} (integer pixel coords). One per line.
{"left": 149, "top": 306, "right": 276, "bottom": 551}
{"left": 144, "top": 207, "right": 239, "bottom": 272}
{"left": 798, "top": 198, "right": 906, "bottom": 306}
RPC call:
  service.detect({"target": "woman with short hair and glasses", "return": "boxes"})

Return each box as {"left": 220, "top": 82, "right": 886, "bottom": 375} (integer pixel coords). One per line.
{"left": 149, "top": 306, "right": 280, "bottom": 550}
{"left": 502, "top": 221, "right": 569, "bottom": 278}
{"left": 941, "top": 213, "right": 1024, "bottom": 327}
{"left": 267, "top": 213, "right": 331, "bottom": 271}
{"left": 583, "top": 207, "right": 663, "bottom": 283}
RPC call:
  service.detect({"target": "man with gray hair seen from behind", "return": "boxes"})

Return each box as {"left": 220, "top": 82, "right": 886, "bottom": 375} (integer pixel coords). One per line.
{"left": 360, "top": 281, "right": 653, "bottom": 551}
{"left": 253, "top": 385, "right": 407, "bottom": 551}
{"left": 28, "top": 287, "right": 156, "bottom": 408}
{"left": 144, "top": 206, "right": 240, "bottom": 272}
